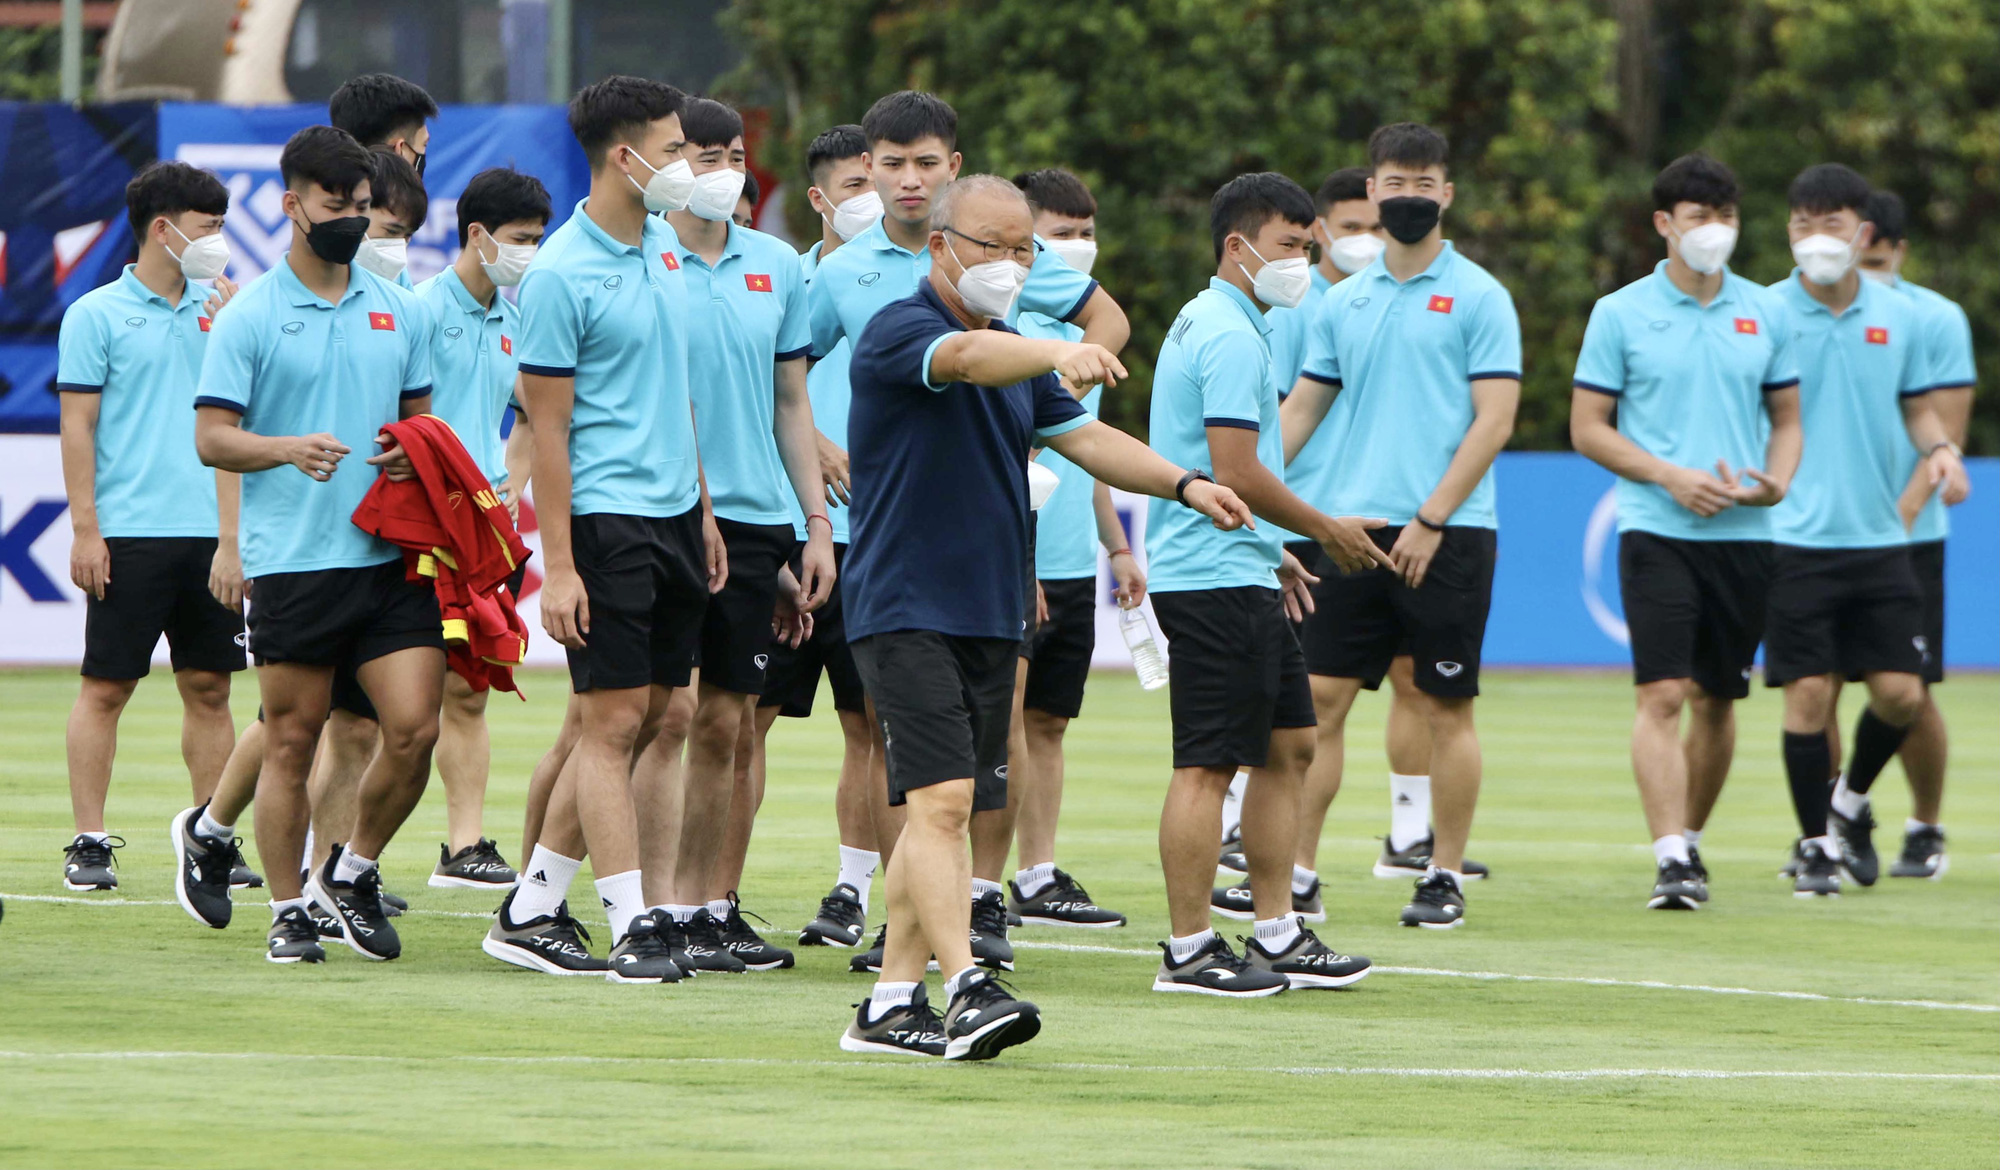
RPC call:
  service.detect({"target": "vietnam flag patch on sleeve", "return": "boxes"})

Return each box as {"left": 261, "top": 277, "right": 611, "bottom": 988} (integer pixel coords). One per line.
{"left": 661, "top": 252, "right": 681, "bottom": 271}
{"left": 501, "top": 335, "right": 512, "bottom": 355}
{"left": 1427, "top": 295, "right": 1454, "bottom": 314}
{"left": 1865, "top": 327, "right": 1889, "bottom": 345}
{"left": 745, "top": 273, "right": 773, "bottom": 293}
{"left": 197, "top": 317, "right": 211, "bottom": 332}
{"left": 369, "top": 312, "right": 395, "bottom": 331}
{"left": 1734, "top": 317, "right": 1758, "bottom": 335}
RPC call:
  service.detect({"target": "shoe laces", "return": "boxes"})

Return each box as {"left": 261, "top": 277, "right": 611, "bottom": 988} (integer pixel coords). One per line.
{"left": 816, "top": 890, "right": 863, "bottom": 925}
{"left": 955, "top": 972, "right": 1020, "bottom": 1010}
{"left": 1184, "top": 934, "right": 1253, "bottom": 974}
{"left": 619, "top": 919, "right": 672, "bottom": 957}
{"left": 1411, "top": 872, "right": 1459, "bottom": 905}
{"left": 684, "top": 911, "right": 726, "bottom": 946}
{"left": 1048, "top": 869, "right": 1092, "bottom": 902}
{"left": 971, "top": 892, "right": 1009, "bottom": 935}
{"left": 721, "top": 893, "right": 773, "bottom": 942}
{"left": 273, "top": 908, "right": 317, "bottom": 943}
{"left": 194, "top": 836, "right": 241, "bottom": 887}
{"left": 347, "top": 864, "right": 387, "bottom": 916}
{"left": 65, "top": 835, "right": 124, "bottom": 867}
{"left": 548, "top": 901, "right": 594, "bottom": 948}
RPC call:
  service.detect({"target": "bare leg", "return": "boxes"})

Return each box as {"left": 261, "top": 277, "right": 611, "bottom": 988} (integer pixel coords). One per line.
{"left": 174, "top": 669, "right": 236, "bottom": 805}
{"left": 1012, "top": 708, "right": 1069, "bottom": 870}
{"left": 208, "top": 718, "right": 265, "bottom": 826}
{"left": 1683, "top": 689, "right": 1736, "bottom": 832}
{"left": 346, "top": 647, "right": 446, "bottom": 859}
{"left": 308, "top": 710, "right": 379, "bottom": 872}
{"left": 1245, "top": 726, "right": 1311, "bottom": 917}
{"left": 969, "top": 657, "right": 1030, "bottom": 883}
{"left": 1426, "top": 697, "right": 1481, "bottom": 872}
{"left": 254, "top": 664, "right": 335, "bottom": 902}
{"left": 520, "top": 691, "right": 582, "bottom": 860}
{"left": 672, "top": 680, "right": 749, "bottom": 907}
{"left": 435, "top": 672, "right": 492, "bottom": 852}
{"left": 628, "top": 683, "right": 686, "bottom": 906}
{"left": 1296, "top": 676, "right": 1361, "bottom": 870}
{"left": 66, "top": 676, "right": 139, "bottom": 834}
{"left": 832, "top": 709, "right": 876, "bottom": 850}
{"left": 709, "top": 702, "right": 763, "bottom": 899}
{"left": 1631, "top": 678, "right": 1690, "bottom": 840}
{"left": 1161, "top": 764, "right": 1235, "bottom": 937}
{"left": 1899, "top": 692, "right": 1947, "bottom": 823}
{"left": 569, "top": 685, "right": 653, "bottom": 878}
{"left": 1385, "top": 656, "right": 1434, "bottom": 775}
{"left": 881, "top": 778, "right": 977, "bottom": 982}
{"left": 864, "top": 697, "right": 905, "bottom": 863}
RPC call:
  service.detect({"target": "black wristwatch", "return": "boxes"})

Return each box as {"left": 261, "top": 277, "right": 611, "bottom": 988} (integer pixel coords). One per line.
{"left": 1176, "top": 467, "right": 1214, "bottom": 505}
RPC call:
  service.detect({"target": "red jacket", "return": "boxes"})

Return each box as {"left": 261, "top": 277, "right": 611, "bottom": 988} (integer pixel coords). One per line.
{"left": 352, "top": 415, "right": 531, "bottom": 693}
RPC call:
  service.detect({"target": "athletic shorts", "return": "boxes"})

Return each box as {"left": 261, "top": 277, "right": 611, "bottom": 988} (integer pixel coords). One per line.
{"left": 1023, "top": 576, "right": 1096, "bottom": 719}
{"left": 851, "top": 630, "right": 1016, "bottom": 813}
{"left": 1302, "top": 525, "right": 1495, "bottom": 698}
{"left": 1764, "top": 544, "right": 1926, "bottom": 686}
{"left": 1619, "top": 532, "right": 1771, "bottom": 700}
{"left": 246, "top": 559, "right": 442, "bottom": 672}
{"left": 760, "top": 542, "right": 865, "bottom": 718}
{"left": 699, "top": 518, "right": 796, "bottom": 696}
{"left": 566, "top": 508, "right": 708, "bottom": 693}
{"left": 81, "top": 537, "right": 245, "bottom": 679}
{"left": 1151, "top": 586, "right": 1314, "bottom": 771}
{"left": 1912, "top": 540, "right": 1945, "bottom": 685}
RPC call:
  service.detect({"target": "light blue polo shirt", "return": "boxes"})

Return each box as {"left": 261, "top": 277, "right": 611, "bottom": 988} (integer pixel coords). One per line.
{"left": 1019, "top": 310, "right": 1102, "bottom": 580}
{"left": 678, "top": 223, "right": 813, "bottom": 526}
{"left": 194, "top": 259, "right": 432, "bottom": 578}
{"left": 1767, "top": 272, "right": 1938, "bottom": 550}
{"left": 1262, "top": 263, "right": 1336, "bottom": 541}
{"left": 789, "top": 241, "right": 856, "bottom": 543}
{"left": 1145, "top": 277, "right": 1284, "bottom": 593}
{"left": 1572, "top": 262, "right": 1799, "bottom": 541}
{"left": 1883, "top": 278, "right": 1976, "bottom": 544}
{"left": 415, "top": 267, "right": 518, "bottom": 490}
{"left": 1299, "top": 241, "right": 1520, "bottom": 528}
{"left": 514, "top": 200, "right": 698, "bottom": 519}
{"left": 57, "top": 266, "right": 219, "bottom": 538}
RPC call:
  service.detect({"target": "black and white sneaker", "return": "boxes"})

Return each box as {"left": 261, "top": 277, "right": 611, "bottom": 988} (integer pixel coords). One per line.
{"left": 380, "top": 889, "right": 407, "bottom": 917}
{"left": 61, "top": 834, "right": 122, "bottom": 891}
{"left": 1647, "top": 858, "right": 1702, "bottom": 911}
{"left": 1830, "top": 803, "right": 1880, "bottom": 887}
{"left": 1209, "top": 878, "right": 1325, "bottom": 923}
{"left": 1242, "top": 924, "right": 1371, "bottom": 989}
{"left": 717, "top": 894, "right": 795, "bottom": 970}
{"left": 1793, "top": 840, "right": 1841, "bottom": 898}
{"left": 1779, "top": 837, "right": 1805, "bottom": 879}
{"left": 1374, "top": 834, "right": 1490, "bottom": 881}
{"left": 482, "top": 888, "right": 607, "bottom": 976}
{"left": 849, "top": 925, "right": 887, "bottom": 974}
{"left": 679, "top": 910, "right": 748, "bottom": 973}
{"left": 606, "top": 915, "right": 686, "bottom": 983}
{"left": 969, "top": 890, "right": 1015, "bottom": 971}
{"left": 169, "top": 805, "right": 234, "bottom": 929}
{"left": 1889, "top": 825, "right": 1948, "bottom": 879}
{"left": 267, "top": 906, "right": 326, "bottom": 964}
{"left": 943, "top": 971, "right": 1041, "bottom": 1061}
{"left": 310, "top": 904, "right": 343, "bottom": 941}
{"left": 228, "top": 843, "right": 264, "bottom": 891}
{"left": 1687, "top": 845, "right": 1711, "bottom": 900}
{"left": 799, "top": 883, "right": 867, "bottom": 947}
{"left": 429, "top": 839, "right": 517, "bottom": 889}
{"left": 1400, "top": 870, "right": 1466, "bottom": 929}
{"left": 839, "top": 985, "right": 947, "bottom": 1057}
{"left": 1008, "top": 869, "right": 1127, "bottom": 928}
{"left": 1151, "top": 934, "right": 1287, "bottom": 998}
{"left": 306, "top": 845, "right": 401, "bottom": 960}
{"left": 1216, "top": 849, "right": 1247, "bottom": 876}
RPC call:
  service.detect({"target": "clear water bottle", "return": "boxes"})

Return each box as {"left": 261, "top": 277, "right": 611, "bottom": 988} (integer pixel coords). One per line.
{"left": 1120, "top": 606, "right": 1169, "bottom": 691}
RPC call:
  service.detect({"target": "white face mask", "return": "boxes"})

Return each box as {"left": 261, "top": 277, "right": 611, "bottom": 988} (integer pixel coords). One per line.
{"left": 1793, "top": 227, "right": 1860, "bottom": 286}
{"left": 355, "top": 236, "right": 408, "bottom": 281}
{"left": 1235, "top": 237, "right": 1310, "bottom": 309}
{"left": 943, "top": 243, "right": 1029, "bottom": 319}
{"left": 1322, "top": 230, "right": 1384, "bottom": 275}
{"left": 166, "top": 221, "right": 230, "bottom": 281}
{"left": 1859, "top": 267, "right": 1896, "bottom": 286}
{"left": 687, "top": 166, "right": 748, "bottom": 222}
{"left": 1673, "top": 222, "right": 1738, "bottom": 275}
{"left": 474, "top": 233, "right": 537, "bottom": 287}
{"left": 625, "top": 148, "right": 695, "bottom": 214}
{"left": 825, "top": 189, "right": 883, "bottom": 241}
{"left": 1044, "top": 237, "right": 1098, "bottom": 276}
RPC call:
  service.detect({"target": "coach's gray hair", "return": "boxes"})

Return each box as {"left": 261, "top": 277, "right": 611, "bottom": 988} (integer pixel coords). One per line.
{"left": 932, "top": 174, "right": 1029, "bottom": 231}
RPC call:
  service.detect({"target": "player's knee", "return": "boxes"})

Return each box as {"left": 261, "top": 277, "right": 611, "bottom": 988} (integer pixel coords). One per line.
{"left": 1024, "top": 708, "right": 1068, "bottom": 743}
{"left": 1686, "top": 688, "right": 1733, "bottom": 727}
{"left": 174, "top": 669, "right": 232, "bottom": 712}
{"left": 379, "top": 712, "right": 440, "bottom": 763}
{"left": 1784, "top": 675, "right": 1835, "bottom": 725}
{"left": 1634, "top": 679, "right": 1688, "bottom": 723}
{"left": 908, "top": 785, "right": 973, "bottom": 835}
{"left": 77, "top": 676, "right": 139, "bottom": 714}
{"left": 1870, "top": 676, "right": 1925, "bottom": 725}
{"left": 1426, "top": 696, "right": 1476, "bottom": 733}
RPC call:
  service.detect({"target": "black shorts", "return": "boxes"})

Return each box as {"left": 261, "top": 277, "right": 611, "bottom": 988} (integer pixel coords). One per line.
{"left": 761, "top": 542, "right": 866, "bottom": 718}
{"left": 1151, "top": 586, "right": 1315, "bottom": 771}
{"left": 246, "top": 559, "right": 442, "bottom": 673}
{"left": 567, "top": 509, "right": 708, "bottom": 693}
{"left": 699, "top": 518, "right": 795, "bottom": 696}
{"left": 1301, "top": 525, "right": 1495, "bottom": 698}
{"left": 1619, "top": 532, "right": 1771, "bottom": 700}
{"left": 1023, "top": 576, "right": 1096, "bottom": 719}
{"left": 81, "top": 537, "right": 246, "bottom": 680}
{"left": 1912, "top": 540, "right": 1945, "bottom": 685}
{"left": 851, "top": 630, "right": 1015, "bottom": 813}
{"left": 1764, "top": 544, "right": 1926, "bottom": 686}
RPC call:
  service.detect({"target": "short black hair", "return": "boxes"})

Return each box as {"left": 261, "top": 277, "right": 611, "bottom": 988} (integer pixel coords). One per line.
{"left": 367, "top": 147, "right": 428, "bottom": 229}
{"left": 681, "top": 97, "right": 744, "bottom": 149}
{"left": 1788, "top": 163, "right": 1872, "bottom": 215}
{"left": 568, "top": 75, "right": 687, "bottom": 167}
{"left": 805, "top": 123, "right": 866, "bottom": 185}
{"left": 862, "top": 90, "right": 956, "bottom": 151}
{"left": 124, "top": 160, "right": 229, "bottom": 242}
{"left": 741, "top": 168, "right": 761, "bottom": 208}
{"left": 279, "top": 125, "right": 374, "bottom": 198}
{"left": 457, "top": 167, "right": 551, "bottom": 248}
{"left": 1012, "top": 168, "right": 1096, "bottom": 220}
{"left": 1314, "top": 167, "right": 1371, "bottom": 211}
{"left": 1652, "top": 152, "right": 1738, "bottom": 213}
{"left": 1368, "top": 122, "right": 1449, "bottom": 173}
{"left": 328, "top": 73, "right": 438, "bottom": 148}
{"left": 1863, "top": 189, "right": 1908, "bottom": 245}
{"left": 1210, "top": 172, "right": 1315, "bottom": 261}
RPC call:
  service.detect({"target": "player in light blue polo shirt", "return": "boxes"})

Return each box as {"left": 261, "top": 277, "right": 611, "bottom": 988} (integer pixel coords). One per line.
{"left": 1569, "top": 153, "right": 1804, "bottom": 910}
{"left": 55, "top": 161, "right": 248, "bottom": 898}
{"left": 1279, "top": 124, "right": 1521, "bottom": 931}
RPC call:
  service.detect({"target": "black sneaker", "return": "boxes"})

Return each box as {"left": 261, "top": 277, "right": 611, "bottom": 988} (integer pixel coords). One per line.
{"left": 169, "top": 806, "right": 234, "bottom": 929}
{"left": 679, "top": 910, "right": 748, "bottom": 973}
{"left": 606, "top": 915, "right": 686, "bottom": 983}
{"left": 943, "top": 971, "right": 1041, "bottom": 1061}
{"left": 969, "top": 890, "right": 1015, "bottom": 971}
{"left": 305, "top": 845, "right": 400, "bottom": 960}
{"left": 1209, "top": 878, "right": 1324, "bottom": 923}
{"left": 1216, "top": 849, "right": 1247, "bottom": 876}
{"left": 800, "top": 882, "right": 867, "bottom": 947}
{"left": 1400, "top": 870, "right": 1466, "bottom": 929}
{"left": 482, "top": 888, "right": 607, "bottom": 976}
{"left": 1793, "top": 840, "right": 1841, "bottom": 898}
{"left": 228, "top": 843, "right": 264, "bottom": 890}
{"left": 1830, "top": 802, "right": 1880, "bottom": 887}
{"left": 1779, "top": 837, "right": 1805, "bottom": 879}
{"left": 1374, "top": 834, "right": 1489, "bottom": 881}
{"left": 1151, "top": 934, "right": 1287, "bottom": 998}
{"left": 1687, "top": 845, "right": 1711, "bottom": 900}
{"left": 717, "top": 893, "right": 795, "bottom": 970}
{"left": 1889, "top": 825, "right": 1948, "bottom": 879}
{"left": 61, "top": 834, "right": 122, "bottom": 891}
{"left": 267, "top": 906, "right": 326, "bottom": 964}
{"left": 310, "top": 904, "right": 344, "bottom": 941}
{"left": 429, "top": 839, "right": 517, "bottom": 889}
{"left": 849, "top": 925, "right": 887, "bottom": 974}
{"left": 1647, "top": 858, "right": 1702, "bottom": 911}
{"left": 1008, "top": 869, "right": 1128, "bottom": 928}
{"left": 380, "top": 889, "right": 408, "bottom": 917}
{"left": 1242, "top": 923, "right": 1371, "bottom": 989}
{"left": 839, "top": 985, "right": 947, "bottom": 1057}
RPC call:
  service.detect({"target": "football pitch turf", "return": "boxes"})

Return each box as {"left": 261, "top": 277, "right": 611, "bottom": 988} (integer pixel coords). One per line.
{"left": 1, "top": 665, "right": 1995, "bottom": 1169}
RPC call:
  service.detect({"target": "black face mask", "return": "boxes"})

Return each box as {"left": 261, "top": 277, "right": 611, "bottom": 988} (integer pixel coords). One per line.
{"left": 1378, "top": 196, "right": 1441, "bottom": 245}
{"left": 293, "top": 208, "right": 370, "bottom": 265}
{"left": 413, "top": 151, "right": 427, "bottom": 178}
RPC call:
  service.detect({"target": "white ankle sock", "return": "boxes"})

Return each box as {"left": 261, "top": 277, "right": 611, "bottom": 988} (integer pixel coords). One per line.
{"left": 971, "top": 877, "right": 1003, "bottom": 901}
{"left": 705, "top": 898, "right": 732, "bottom": 922}
{"left": 1423, "top": 864, "right": 1463, "bottom": 887}
{"left": 195, "top": 809, "right": 232, "bottom": 840}
{"left": 1390, "top": 773, "right": 1431, "bottom": 851}
{"left": 667, "top": 903, "right": 700, "bottom": 923}
{"left": 1015, "top": 862, "right": 1057, "bottom": 898}
{"left": 594, "top": 870, "right": 644, "bottom": 940}
{"left": 1167, "top": 929, "right": 1216, "bottom": 963}
{"left": 943, "top": 965, "right": 981, "bottom": 999}
{"left": 511, "top": 845, "right": 581, "bottom": 921}
{"left": 79, "top": 830, "right": 110, "bottom": 845}
{"left": 1906, "top": 818, "right": 1939, "bottom": 833}
{"left": 1802, "top": 834, "right": 1837, "bottom": 857}
{"left": 1220, "top": 771, "right": 1248, "bottom": 840}
{"left": 837, "top": 845, "right": 880, "bottom": 907}
{"left": 270, "top": 896, "right": 306, "bottom": 920}
{"left": 1653, "top": 833, "right": 1690, "bottom": 866}
{"left": 332, "top": 848, "right": 376, "bottom": 886}
{"left": 1290, "top": 865, "right": 1318, "bottom": 896}
{"left": 1684, "top": 828, "right": 1704, "bottom": 847}
{"left": 1253, "top": 914, "right": 1302, "bottom": 952}
{"left": 301, "top": 827, "right": 316, "bottom": 869}
{"left": 1830, "top": 774, "right": 1869, "bottom": 820}
{"left": 866, "top": 981, "right": 918, "bottom": 1023}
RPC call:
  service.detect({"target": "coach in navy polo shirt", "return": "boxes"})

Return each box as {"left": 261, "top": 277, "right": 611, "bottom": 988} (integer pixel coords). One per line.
{"left": 838, "top": 175, "right": 1250, "bottom": 1062}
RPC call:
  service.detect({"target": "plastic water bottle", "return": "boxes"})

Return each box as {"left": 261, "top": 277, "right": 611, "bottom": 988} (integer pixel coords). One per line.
{"left": 1120, "top": 606, "right": 1169, "bottom": 691}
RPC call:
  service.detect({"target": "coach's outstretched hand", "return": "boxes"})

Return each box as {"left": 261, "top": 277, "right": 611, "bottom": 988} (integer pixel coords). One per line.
{"left": 1053, "top": 342, "right": 1128, "bottom": 392}
{"left": 1180, "top": 478, "right": 1253, "bottom": 532}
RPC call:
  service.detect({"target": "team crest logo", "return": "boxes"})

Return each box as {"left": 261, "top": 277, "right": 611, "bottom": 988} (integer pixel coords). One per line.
{"left": 1436, "top": 661, "right": 1464, "bottom": 677}
{"left": 604, "top": 275, "right": 623, "bottom": 290}
{"left": 858, "top": 272, "right": 882, "bottom": 286}
{"left": 444, "top": 326, "right": 464, "bottom": 340}
{"left": 1349, "top": 296, "right": 1370, "bottom": 309}
{"left": 282, "top": 321, "right": 304, "bottom": 335}
{"left": 125, "top": 316, "right": 147, "bottom": 328}
{"left": 754, "top": 654, "right": 769, "bottom": 669}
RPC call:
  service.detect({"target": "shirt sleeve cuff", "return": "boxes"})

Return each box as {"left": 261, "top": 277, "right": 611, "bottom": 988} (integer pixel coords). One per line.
{"left": 1898, "top": 387, "right": 1934, "bottom": 399}
{"left": 400, "top": 385, "right": 433, "bottom": 401}
{"left": 1760, "top": 376, "right": 1800, "bottom": 392}
{"left": 1469, "top": 370, "right": 1523, "bottom": 382}
{"left": 517, "top": 362, "right": 576, "bottom": 378}
{"left": 1034, "top": 413, "right": 1093, "bottom": 441}
{"left": 1204, "top": 416, "right": 1260, "bottom": 431}
{"left": 56, "top": 382, "right": 103, "bottom": 394}
{"left": 1572, "top": 379, "right": 1622, "bottom": 397}
{"left": 193, "top": 396, "right": 244, "bottom": 413}
{"left": 1298, "top": 370, "right": 1340, "bottom": 387}
{"left": 775, "top": 345, "right": 813, "bottom": 363}
{"left": 1057, "top": 280, "right": 1100, "bottom": 324}
{"left": 921, "top": 334, "right": 953, "bottom": 392}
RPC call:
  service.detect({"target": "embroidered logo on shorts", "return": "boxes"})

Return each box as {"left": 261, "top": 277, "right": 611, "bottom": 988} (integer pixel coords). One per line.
{"left": 754, "top": 654, "right": 769, "bottom": 670}
{"left": 1436, "top": 661, "right": 1464, "bottom": 678}
{"left": 234, "top": 632, "right": 250, "bottom": 649}
{"left": 995, "top": 765, "right": 1009, "bottom": 780}
{"left": 1914, "top": 635, "right": 1930, "bottom": 661}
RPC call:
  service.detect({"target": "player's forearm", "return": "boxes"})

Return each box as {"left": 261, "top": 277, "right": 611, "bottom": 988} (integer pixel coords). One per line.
{"left": 215, "top": 471, "right": 241, "bottom": 542}
{"left": 1049, "top": 421, "right": 1189, "bottom": 503}
{"left": 1279, "top": 377, "right": 1337, "bottom": 464}
{"left": 1761, "top": 409, "right": 1803, "bottom": 489}
{"left": 531, "top": 456, "right": 575, "bottom": 571}
{"left": 57, "top": 410, "right": 99, "bottom": 535}
{"left": 1901, "top": 397, "right": 1950, "bottom": 454}
{"left": 1570, "top": 408, "right": 1675, "bottom": 486}
{"left": 1420, "top": 396, "right": 1515, "bottom": 524}
{"left": 1091, "top": 480, "right": 1127, "bottom": 551}
{"left": 194, "top": 413, "right": 291, "bottom": 474}
{"left": 399, "top": 394, "right": 431, "bottom": 420}
{"left": 1071, "top": 288, "right": 1131, "bottom": 358}
{"left": 1930, "top": 386, "right": 1973, "bottom": 448}
{"left": 503, "top": 410, "right": 534, "bottom": 497}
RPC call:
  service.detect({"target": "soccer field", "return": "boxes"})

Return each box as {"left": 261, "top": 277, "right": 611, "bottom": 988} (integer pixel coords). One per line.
{"left": 1, "top": 666, "right": 1994, "bottom": 1169}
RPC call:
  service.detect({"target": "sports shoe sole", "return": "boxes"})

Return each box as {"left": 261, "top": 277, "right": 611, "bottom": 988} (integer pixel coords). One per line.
{"left": 1402, "top": 916, "right": 1464, "bottom": 930}
{"left": 306, "top": 875, "right": 398, "bottom": 961}
{"left": 265, "top": 948, "right": 324, "bottom": 965}
{"left": 1277, "top": 966, "right": 1372, "bottom": 990}
{"left": 944, "top": 1009, "right": 1041, "bottom": 1061}
{"left": 1210, "top": 904, "right": 1255, "bottom": 922}
{"left": 1890, "top": 855, "right": 1948, "bottom": 880}
{"left": 480, "top": 935, "right": 605, "bottom": 976}
{"left": 62, "top": 878, "right": 115, "bottom": 892}
{"left": 1150, "top": 976, "right": 1287, "bottom": 998}
{"left": 731, "top": 953, "right": 796, "bottom": 971}
{"left": 605, "top": 968, "right": 682, "bottom": 984}
{"left": 1016, "top": 914, "right": 1127, "bottom": 929}
{"left": 229, "top": 878, "right": 264, "bottom": 890}
{"left": 428, "top": 872, "right": 517, "bottom": 890}
{"left": 839, "top": 1031, "right": 942, "bottom": 1057}
{"left": 1375, "top": 862, "right": 1486, "bottom": 882}
{"left": 1792, "top": 889, "right": 1840, "bottom": 899}
{"left": 799, "top": 930, "right": 861, "bottom": 948}
{"left": 1646, "top": 892, "right": 1700, "bottom": 911}
{"left": 169, "top": 807, "right": 229, "bottom": 929}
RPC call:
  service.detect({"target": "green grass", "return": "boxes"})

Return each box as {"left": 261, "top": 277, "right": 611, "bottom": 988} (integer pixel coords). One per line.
{"left": 1, "top": 666, "right": 1995, "bottom": 1169}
